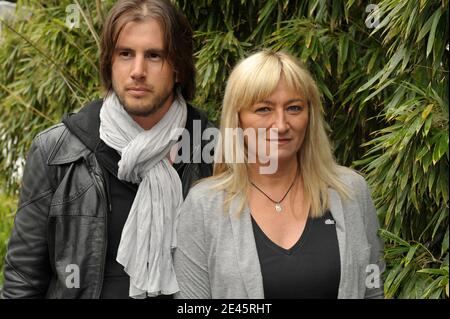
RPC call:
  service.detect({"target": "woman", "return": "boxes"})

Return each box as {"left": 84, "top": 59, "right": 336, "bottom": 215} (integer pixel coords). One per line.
{"left": 173, "top": 50, "right": 385, "bottom": 299}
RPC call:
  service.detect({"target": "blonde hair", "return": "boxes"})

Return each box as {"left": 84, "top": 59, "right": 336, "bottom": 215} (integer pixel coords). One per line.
{"left": 209, "top": 50, "right": 349, "bottom": 217}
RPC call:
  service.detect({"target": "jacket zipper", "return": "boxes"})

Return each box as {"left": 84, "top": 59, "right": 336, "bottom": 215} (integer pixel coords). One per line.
{"left": 88, "top": 163, "right": 109, "bottom": 299}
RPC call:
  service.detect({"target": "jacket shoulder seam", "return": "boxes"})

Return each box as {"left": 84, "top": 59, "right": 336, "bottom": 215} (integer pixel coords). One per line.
{"left": 18, "top": 189, "right": 53, "bottom": 210}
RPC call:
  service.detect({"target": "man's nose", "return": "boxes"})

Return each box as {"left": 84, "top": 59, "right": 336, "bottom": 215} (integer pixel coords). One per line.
{"left": 130, "top": 55, "right": 146, "bottom": 80}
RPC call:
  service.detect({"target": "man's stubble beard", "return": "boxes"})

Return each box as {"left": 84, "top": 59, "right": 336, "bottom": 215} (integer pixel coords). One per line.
{"left": 115, "top": 87, "right": 174, "bottom": 117}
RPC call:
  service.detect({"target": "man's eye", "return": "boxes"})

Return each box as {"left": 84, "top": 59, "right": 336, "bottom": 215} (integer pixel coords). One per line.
{"left": 147, "top": 53, "right": 161, "bottom": 60}
{"left": 119, "top": 51, "right": 132, "bottom": 58}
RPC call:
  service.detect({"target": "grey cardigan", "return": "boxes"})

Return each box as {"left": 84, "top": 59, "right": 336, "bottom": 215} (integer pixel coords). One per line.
{"left": 173, "top": 168, "right": 385, "bottom": 299}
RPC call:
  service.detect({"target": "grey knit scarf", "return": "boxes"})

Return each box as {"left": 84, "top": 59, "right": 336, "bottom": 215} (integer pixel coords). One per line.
{"left": 99, "top": 91, "right": 187, "bottom": 298}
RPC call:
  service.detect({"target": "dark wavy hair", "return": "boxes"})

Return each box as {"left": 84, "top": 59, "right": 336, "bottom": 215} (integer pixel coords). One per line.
{"left": 100, "top": 0, "right": 195, "bottom": 101}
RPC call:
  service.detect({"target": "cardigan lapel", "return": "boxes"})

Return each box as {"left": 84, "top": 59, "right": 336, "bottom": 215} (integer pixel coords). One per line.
{"left": 228, "top": 197, "right": 265, "bottom": 299}
{"left": 328, "top": 188, "right": 348, "bottom": 299}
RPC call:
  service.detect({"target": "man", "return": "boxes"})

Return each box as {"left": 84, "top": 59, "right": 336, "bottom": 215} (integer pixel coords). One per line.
{"left": 1, "top": 0, "right": 213, "bottom": 299}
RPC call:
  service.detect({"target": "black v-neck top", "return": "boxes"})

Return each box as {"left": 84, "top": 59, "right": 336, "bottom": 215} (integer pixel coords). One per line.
{"left": 251, "top": 210, "right": 340, "bottom": 299}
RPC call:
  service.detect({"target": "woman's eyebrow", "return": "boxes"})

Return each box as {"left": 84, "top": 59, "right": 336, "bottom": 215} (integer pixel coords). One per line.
{"left": 257, "top": 98, "right": 307, "bottom": 105}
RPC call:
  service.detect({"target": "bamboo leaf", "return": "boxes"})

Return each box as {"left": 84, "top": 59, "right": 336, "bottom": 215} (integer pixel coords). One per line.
{"left": 432, "top": 132, "right": 448, "bottom": 164}
{"left": 363, "top": 79, "right": 395, "bottom": 103}
{"left": 357, "top": 70, "right": 384, "bottom": 92}
{"left": 421, "top": 104, "right": 433, "bottom": 120}
{"left": 417, "top": 10, "right": 436, "bottom": 42}
{"left": 417, "top": 268, "right": 448, "bottom": 276}
{"left": 422, "top": 116, "right": 433, "bottom": 137}
{"left": 404, "top": 245, "right": 419, "bottom": 267}
{"left": 426, "top": 7, "right": 443, "bottom": 57}
{"left": 379, "top": 229, "right": 410, "bottom": 246}
{"left": 441, "top": 229, "right": 449, "bottom": 257}
{"left": 384, "top": 263, "right": 402, "bottom": 296}
{"left": 337, "top": 34, "right": 348, "bottom": 75}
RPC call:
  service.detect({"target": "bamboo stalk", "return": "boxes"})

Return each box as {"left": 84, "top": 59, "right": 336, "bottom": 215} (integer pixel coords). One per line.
{"left": 0, "top": 82, "right": 56, "bottom": 124}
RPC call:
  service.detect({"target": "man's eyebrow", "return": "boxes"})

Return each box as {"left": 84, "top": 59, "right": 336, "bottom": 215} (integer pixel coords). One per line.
{"left": 144, "top": 48, "right": 165, "bottom": 56}
{"left": 115, "top": 46, "right": 133, "bottom": 52}
{"left": 114, "top": 47, "right": 165, "bottom": 55}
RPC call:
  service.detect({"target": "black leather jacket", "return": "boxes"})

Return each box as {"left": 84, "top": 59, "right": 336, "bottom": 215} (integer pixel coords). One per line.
{"left": 1, "top": 100, "right": 214, "bottom": 298}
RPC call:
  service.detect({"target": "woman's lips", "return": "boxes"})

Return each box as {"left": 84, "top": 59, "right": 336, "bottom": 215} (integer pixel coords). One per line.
{"left": 267, "top": 139, "right": 291, "bottom": 145}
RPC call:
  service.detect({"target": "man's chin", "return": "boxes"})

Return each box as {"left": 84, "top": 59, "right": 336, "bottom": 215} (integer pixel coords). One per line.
{"left": 116, "top": 89, "right": 172, "bottom": 117}
{"left": 125, "top": 106, "right": 158, "bottom": 117}
{"left": 120, "top": 98, "right": 154, "bottom": 116}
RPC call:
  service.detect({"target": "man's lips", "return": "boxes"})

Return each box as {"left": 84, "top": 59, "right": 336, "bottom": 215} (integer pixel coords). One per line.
{"left": 127, "top": 87, "right": 150, "bottom": 91}
{"left": 126, "top": 87, "right": 151, "bottom": 97}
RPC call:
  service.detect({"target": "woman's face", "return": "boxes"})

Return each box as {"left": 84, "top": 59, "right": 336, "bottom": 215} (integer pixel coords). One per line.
{"left": 238, "top": 77, "right": 309, "bottom": 169}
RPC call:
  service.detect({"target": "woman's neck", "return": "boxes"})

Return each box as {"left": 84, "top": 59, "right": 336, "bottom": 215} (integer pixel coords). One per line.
{"left": 247, "top": 159, "right": 299, "bottom": 188}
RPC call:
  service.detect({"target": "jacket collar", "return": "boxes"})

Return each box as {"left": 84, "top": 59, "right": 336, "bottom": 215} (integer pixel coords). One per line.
{"left": 63, "top": 99, "right": 103, "bottom": 152}
{"left": 46, "top": 99, "right": 103, "bottom": 167}
{"left": 46, "top": 125, "right": 91, "bottom": 166}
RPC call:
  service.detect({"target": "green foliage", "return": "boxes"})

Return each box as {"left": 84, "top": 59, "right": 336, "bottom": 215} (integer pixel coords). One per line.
{"left": 0, "top": 192, "right": 16, "bottom": 287}
{"left": 353, "top": 0, "right": 449, "bottom": 299}
{"left": 0, "top": 0, "right": 448, "bottom": 298}
{"left": 380, "top": 229, "right": 448, "bottom": 298}
{"left": 0, "top": 0, "right": 112, "bottom": 192}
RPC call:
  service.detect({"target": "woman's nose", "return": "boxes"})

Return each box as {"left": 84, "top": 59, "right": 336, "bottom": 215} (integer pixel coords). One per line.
{"left": 271, "top": 110, "right": 289, "bottom": 134}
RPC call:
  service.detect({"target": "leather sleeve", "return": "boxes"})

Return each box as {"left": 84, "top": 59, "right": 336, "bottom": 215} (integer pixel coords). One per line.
{"left": 1, "top": 133, "right": 54, "bottom": 298}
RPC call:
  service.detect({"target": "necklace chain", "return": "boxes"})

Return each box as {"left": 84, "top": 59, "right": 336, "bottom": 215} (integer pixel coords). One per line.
{"left": 250, "top": 176, "right": 297, "bottom": 212}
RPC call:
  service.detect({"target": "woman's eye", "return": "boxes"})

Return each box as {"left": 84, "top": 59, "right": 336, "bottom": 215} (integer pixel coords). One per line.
{"left": 255, "top": 106, "right": 271, "bottom": 113}
{"left": 287, "top": 105, "right": 304, "bottom": 112}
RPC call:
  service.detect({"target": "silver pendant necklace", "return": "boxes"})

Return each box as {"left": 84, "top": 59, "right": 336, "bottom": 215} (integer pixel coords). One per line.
{"left": 274, "top": 203, "right": 282, "bottom": 213}
{"left": 250, "top": 176, "right": 297, "bottom": 213}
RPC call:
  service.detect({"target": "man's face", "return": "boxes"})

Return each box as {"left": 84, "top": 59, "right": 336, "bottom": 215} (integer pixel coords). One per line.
{"left": 111, "top": 19, "right": 177, "bottom": 117}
